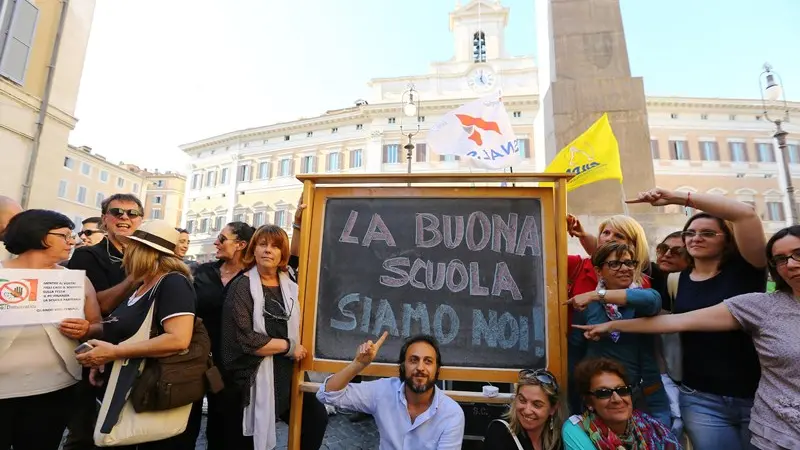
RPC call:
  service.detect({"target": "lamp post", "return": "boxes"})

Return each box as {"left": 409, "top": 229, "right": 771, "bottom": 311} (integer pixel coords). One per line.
{"left": 759, "top": 63, "right": 796, "bottom": 225}
{"left": 400, "top": 83, "right": 421, "bottom": 177}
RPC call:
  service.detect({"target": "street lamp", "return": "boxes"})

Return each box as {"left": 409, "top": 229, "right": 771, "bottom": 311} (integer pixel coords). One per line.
{"left": 759, "top": 63, "right": 796, "bottom": 225}
{"left": 400, "top": 83, "right": 421, "bottom": 176}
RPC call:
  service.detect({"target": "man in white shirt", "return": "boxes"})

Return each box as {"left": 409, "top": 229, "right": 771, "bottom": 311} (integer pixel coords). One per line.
{"left": 316, "top": 333, "right": 465, "bottom": 450}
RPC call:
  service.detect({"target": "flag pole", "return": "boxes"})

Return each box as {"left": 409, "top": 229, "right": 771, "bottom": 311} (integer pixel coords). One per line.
{"left": 619, "top": 182, "right": 630, "bottom": 216}
{"left": 510, "top": 167, "right": 516, "bottom": 187}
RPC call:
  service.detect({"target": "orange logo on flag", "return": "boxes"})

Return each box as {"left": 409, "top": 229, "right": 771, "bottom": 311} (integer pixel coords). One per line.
{"left": 456, "top": 114, "right": 501, "bottom": 146}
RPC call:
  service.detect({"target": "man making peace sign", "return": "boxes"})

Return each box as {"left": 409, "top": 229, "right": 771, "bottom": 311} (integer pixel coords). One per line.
{"left": 316, "top": 333, "right": 465, "bottom": 449}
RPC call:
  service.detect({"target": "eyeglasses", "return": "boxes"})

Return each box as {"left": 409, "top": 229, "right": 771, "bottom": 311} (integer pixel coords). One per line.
{"left": 107, "top": 208, "right": 143, "bottom": 219}
{"left": 681, "top": 230, "right": 724, "bottom": 240}
{"left": 587, "top": 385, "right": 633, "bottom": 399}
{"left": 216, "top": 234, "right": 239, "bottom": 244}
{"left": 602, "top": 260, "right": 638, "bottom": 271}
{"left": 656, "top": 244, "right": 686, "bottom": 257}
{"left": 519, "top": 369, "right": 559, "bottom": 393}
{"left": 79, "top": 229, "right": 105, "bottom": 237}
{"left": 770, "top": 250, "right": 800, "bottom": 267}
{"left": 48, "top": 232, "right": 77, "bottom": 243}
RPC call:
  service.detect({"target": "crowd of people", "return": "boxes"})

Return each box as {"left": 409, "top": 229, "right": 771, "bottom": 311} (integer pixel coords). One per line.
{"left": 0, "top": 185, "right": 795, "bottom": 450}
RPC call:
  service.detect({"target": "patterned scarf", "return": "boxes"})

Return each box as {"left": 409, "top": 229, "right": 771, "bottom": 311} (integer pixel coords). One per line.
{"left": 595, "top": 279, "right": 640, "bottom": 343}
{"left": 580, "top": 410, "right": 682, "bottom": 450}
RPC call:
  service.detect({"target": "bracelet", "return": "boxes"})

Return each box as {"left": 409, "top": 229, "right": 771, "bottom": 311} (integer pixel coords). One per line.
{"left": 292, "top": 222, "right": 301, "bottom": 230}
{"left": 685, "top": 192, "right": 695, "bottom": 215}
{"left": 286, "top": 338, "right": 296, "bottom": 358}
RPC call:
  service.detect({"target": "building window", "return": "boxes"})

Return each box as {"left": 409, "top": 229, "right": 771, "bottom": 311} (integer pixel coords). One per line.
{"left": 650, "top": 140, "right": 660, "bottom": 159}
{"left": 186, "top": 220, "right": 195, "bottom": 234}
{"left": 331, "top": 127, "right": 338, "bottom": 134}
{"left": 284, "top": 135, "right": 290, "bottom": 141}
{"left": 670, "top": 113, "right": 678, "bottom": 119}
{"left": 95, "top": 192, "right": 104, "bottom": 207}
{"left": 301, "top": 156, "right": 315, "bottom": 173}
{"left": 64, "top": 157, "right": 75, "bottom": 169}
{"left": 220, "top": 168, "right": 229, "bottom": 184}
{"left": 356, "top": 124, "right": 363, "bottom": 130}
{"left": 214, "top": 216, "right": 224, "bottom": 231}
{"left": 274, "top": 210, "right": 287, "bottom": 228}
{"left": 440, "top": 154, "right": 460, "bottom": 162}
{"left": 117, "top": 177, "right": 125, "bottom": 188}
{"left": 767, "top": 202, "right": 785, "bottom": 222}
{"left": 132, "top": 183, "right": 139, "bottom": 194}
{"left": 258, "top": 162, "right": 270, "bottom": 179}
{"left": 418, "top": 116, "right": 425, "bottom": 123}
{"left": 153, "top": 195, "right": 162, "bottom": 205}
{"left": 473, "top": 31, "right": 486, "bottom": 62}
{"left": 57, "top": 180, "right": 68, "bottom": 198}
{"left": 729, "top": 142, "right": 748, "bottom": 162}
{"left": 237, "top": 164, "right": 251, "bottom": 182}
{"left": 279, "top": 158, "right": 293, "bottom": 176}
{"left": 253, "top": 212, "right": 265, "bottom": 227}
{"left": 517, "top": 138, "right": 531, "bottom": 158}
{"left": 350, "top": 149, "right": 363, "bottom": 168}
{"left": 513, "top": 111, "right": 522, "bottom": 118}
{"left": 81, "top": 162, "right": 91, "bottom": 176}
{"left": 383, "top": 144, "right": 400, "bottom": 164}
{"left": 416, "top": 143, "right": 427, "bottom": 162}
{"left": 700, "top": 114, "right": 708, "bottom": 120}
{"left": 729, "top": 115, "right": 736, "bottom": 121}
{"left": 0, "top": 0, "right": 39, "bottom": 84}
{"left": 156, "top": 180, "right": 164, "bottom": 188}
{"left": 151, "top": 209, "right": 161, "bottom": 219}
{"left": 326, "top": 152, "right": 341, "bottom": 171}
{"left": 199, "top": 218, "right": 208, "bottom": 232}
{"left": 756, "top": 143, "right": 775, "bottom": 163}
{"left": 205, "top": 171, "right": 216, "bottom": 187}
{"left": 788, "top": 144, "right": 800, "bottom": 164}
{"left": 388, "top": 117, "right": 396, "bottom": 124}
{"left": 307, "top": 131, "right": 313, "bottom": 138}
{"left": 669, "top": 140, "right": 690, "bottom": 160}
{"left": 700, "top": 141, "right": 719, "bottom": 161}
{"left": 76, "top": 186, "right": 87, "bottom": 204}
{"left": 100, "top": 170, "right": 109, "bottom": 182}
{"left": 192, "top": 173, "right": 201, "bottom": 189}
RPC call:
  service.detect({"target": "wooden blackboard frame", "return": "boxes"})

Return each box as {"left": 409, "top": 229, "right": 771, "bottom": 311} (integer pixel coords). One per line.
{"left": 288, "top": 172, "right": 572, "bottom": 450}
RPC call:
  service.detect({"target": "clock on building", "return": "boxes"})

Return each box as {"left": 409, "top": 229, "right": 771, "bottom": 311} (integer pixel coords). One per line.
{"left": 466, "top": 66, "right": 497, "bottom": 93}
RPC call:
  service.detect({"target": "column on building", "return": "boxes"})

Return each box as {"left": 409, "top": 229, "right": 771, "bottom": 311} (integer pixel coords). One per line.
{"left": 226, "top": 154, "right": 239, "bottom": 224}
{"left": 365, "top": 129, "right": 384, "bottom": 173}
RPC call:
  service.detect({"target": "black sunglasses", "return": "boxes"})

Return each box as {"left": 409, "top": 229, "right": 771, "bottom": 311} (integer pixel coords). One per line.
{"left": 107, "top": 208, "right": 143, "bottom": 219}
{"left": 519, "top": 369, "right": 559, "bottom": 393}
{"left": 587, "top": 385, "right": 633, "bottom": 399}
{"left": 656, "top": 244, "right": 686, "bottom": 257}
{"left": 79, "top": 229, "right": 105, "bottom": 237}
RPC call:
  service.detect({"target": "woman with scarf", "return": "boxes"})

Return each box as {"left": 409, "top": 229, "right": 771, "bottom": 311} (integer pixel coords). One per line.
{"left": 566, "top": 242, "right": 670, "bottom": 426}
{"left": 563, "top": 358, "right": 681, "bottom": 449}
{"left": 221, "top": 224, "right": 328, "bottom": 450}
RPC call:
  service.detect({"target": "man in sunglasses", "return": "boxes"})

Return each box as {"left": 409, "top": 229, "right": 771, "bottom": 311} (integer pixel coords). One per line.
{"left": 78, "top": 217, "right": 106, "bottom": 247}
{"left": 64, "top": 193, "right": 144, "bottom": 450}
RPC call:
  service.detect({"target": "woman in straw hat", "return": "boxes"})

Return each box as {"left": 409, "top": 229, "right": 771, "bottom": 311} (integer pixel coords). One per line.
{"left": 76, "top": 220, "right": 202, "bottom": 449}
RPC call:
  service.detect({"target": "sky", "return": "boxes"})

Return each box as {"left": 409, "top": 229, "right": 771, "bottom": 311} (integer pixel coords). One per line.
{"left": 68, "top": 0, "right": 800, "bottom": 173}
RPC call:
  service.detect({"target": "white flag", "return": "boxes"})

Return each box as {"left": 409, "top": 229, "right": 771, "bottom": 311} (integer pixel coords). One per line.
{"left": 427, "top": 92, "right": 521, "bottom": 170}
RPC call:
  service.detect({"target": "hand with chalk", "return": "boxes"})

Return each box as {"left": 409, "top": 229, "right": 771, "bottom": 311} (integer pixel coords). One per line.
{"left": 354, "top": 331, "right": 388, "bottom": 368}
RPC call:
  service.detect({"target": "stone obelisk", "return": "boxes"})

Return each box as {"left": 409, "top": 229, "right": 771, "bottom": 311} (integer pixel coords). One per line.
{"left": 534, "top": 0, "right": 655, "bottom": 216}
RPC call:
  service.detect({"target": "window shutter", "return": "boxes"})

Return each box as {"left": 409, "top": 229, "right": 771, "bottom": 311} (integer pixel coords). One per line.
{"left": 521, "top": 138, "right": 531, "bottom": 158}
{"left": 382, "top": 145, "right": 389, "bottom": 163}
{"left": 349, "top": 150, "right": 354, "bottom": 168}
{"left": 0, "top": 0, "right": 38, "bottom": 84}
{"left": 325, "top": 153, "right": 331, "bottom": 171}
{"left": 669, "top": 141, "right": 678, "bottom": 160}
{"left": 439, "top": 154, "right": 445, "bottom": 162}
{"left": 416, "top": 143, "right": 427, "bottom": 162}
{"left": 290, "top": 159, "right": 295, "bottom": 176}
{"left": 338, "top": 152, "right": 344, "bottom": 170}
{"left": 650, "top": 140, "right": 660, "bottom": 159}
{"left": 312, "top": 156, "right": 317, "bottom": 173}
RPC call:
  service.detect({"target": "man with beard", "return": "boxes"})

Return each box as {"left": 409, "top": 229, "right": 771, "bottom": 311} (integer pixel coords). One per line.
{"left": 317, "top": 333, "right": 465, "bottom": 449}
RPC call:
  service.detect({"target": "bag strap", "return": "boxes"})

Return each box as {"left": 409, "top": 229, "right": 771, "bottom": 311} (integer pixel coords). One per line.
{"left": 492, "top": 419, "right": 524, "bottom": 450}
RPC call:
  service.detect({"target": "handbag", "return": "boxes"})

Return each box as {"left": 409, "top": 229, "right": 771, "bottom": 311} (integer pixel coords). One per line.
{"left": 94, "top": 276, "right": 192, "bottom": 447}
{"left": 492, "top": 419, "right": 524, "bottom": 450}
{"left": 130, "top": 274, "right": 223, "bottom": 412}
{"left": 661, "top": 272, "right": 683, "bottom": 382}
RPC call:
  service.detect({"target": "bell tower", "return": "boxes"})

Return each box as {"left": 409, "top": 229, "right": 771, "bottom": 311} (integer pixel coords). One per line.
{"left": 449, "top": 0, "right": 509, "bottom": 63}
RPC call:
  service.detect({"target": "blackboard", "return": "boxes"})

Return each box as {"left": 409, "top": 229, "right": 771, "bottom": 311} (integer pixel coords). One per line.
{"left": 313, "top": 197, "right": 547, "bottom": 370}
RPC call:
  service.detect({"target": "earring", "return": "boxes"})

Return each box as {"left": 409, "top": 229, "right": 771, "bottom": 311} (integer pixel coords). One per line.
{"left": 588, "top": 406, "right": 594, "bottom": 412}
{"left": 549, "top": 417, "right": 554, "bottom": 431}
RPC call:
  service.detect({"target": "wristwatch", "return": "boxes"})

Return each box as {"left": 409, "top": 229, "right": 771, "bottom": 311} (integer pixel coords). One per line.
{"left": 597, "top": 288, "right": 607, "bottom": 301}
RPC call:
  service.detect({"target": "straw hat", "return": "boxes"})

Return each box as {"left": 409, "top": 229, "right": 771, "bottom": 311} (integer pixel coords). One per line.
{"left": 127, "top": 220, "right": 179, "bottom": 256}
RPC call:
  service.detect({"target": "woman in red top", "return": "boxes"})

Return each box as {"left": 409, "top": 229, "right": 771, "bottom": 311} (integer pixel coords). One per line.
{"left": 565, "top": 214, "right": 652, "bottom": 414}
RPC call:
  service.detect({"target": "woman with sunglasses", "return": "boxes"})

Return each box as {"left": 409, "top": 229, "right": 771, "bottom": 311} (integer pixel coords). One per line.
{"left": 192, "top": 221, "right": 255, "bottom": 449}
{"left": 563, "top": 358, "right": 681, "bottom": 449}
{"left": 566, "top": 242, "right": 670, "bottom": 426}
{"left": 575, "top": 225, "right": 800, "bottom": 449}
{"left": 221, "top": 225, "right": 328, "bottom": 450}
{"left": 625, "top": 188, "right": 767, "bottom": 450}
{"left": 484, "top": 369, "right": 566, "bottom": 450}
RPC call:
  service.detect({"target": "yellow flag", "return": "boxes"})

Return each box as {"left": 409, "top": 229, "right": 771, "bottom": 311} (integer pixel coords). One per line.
{"left": 544, "top": 113, "right": 623, "bottom": 192}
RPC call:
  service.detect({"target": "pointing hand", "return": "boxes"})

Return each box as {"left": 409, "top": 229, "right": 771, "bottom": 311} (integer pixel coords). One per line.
{"left": 354, "top": 331, "right": 388, "bottom": 368}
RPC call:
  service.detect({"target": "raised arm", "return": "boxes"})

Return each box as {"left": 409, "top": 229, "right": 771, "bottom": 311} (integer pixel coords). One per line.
{"left": 627, "top": 188, "right": 767, "bottom": 268}
{"left": 567, "top": 214, "right": 598, "bottom": 255}
{"left": 574, "top": 302, "right": 740, "bottom": 339}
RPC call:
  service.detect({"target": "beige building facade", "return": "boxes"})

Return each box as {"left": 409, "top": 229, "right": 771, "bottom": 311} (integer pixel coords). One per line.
{"left": 0, "top": 0, "right": 97, "bottom": 209}
{"left": 180, "top": 0, "right": 800, "bottom": 260}
{"left": 56, "top": 144, "right": 186, "bottom": 227}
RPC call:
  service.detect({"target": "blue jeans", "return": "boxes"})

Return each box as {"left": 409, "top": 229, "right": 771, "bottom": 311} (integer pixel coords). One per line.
{"left": 679, "top": 387, "right": 756, "bottom": 450}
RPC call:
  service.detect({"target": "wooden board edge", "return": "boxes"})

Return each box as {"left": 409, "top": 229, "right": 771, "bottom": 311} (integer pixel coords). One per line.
{"left": 300, "top": 381, "right": 514, "bottom": 404}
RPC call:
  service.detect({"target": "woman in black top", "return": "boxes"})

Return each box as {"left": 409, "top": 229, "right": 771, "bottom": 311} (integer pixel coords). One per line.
{"left": 222, "top": 224, "right": 328, "bottom": 450}
{"left": 76, "top": 220, "right": 202, "bottom": 449}
{"left": 484, "top": 369, "right": 565, "bottom": 450}
{"left": 627, "top": 188, "right": 766, "bottom": 450}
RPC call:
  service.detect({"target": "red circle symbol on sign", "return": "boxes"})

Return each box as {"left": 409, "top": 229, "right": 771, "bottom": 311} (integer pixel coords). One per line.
{"left": 0, "top": 281, "right": 30, "bottom": 304}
